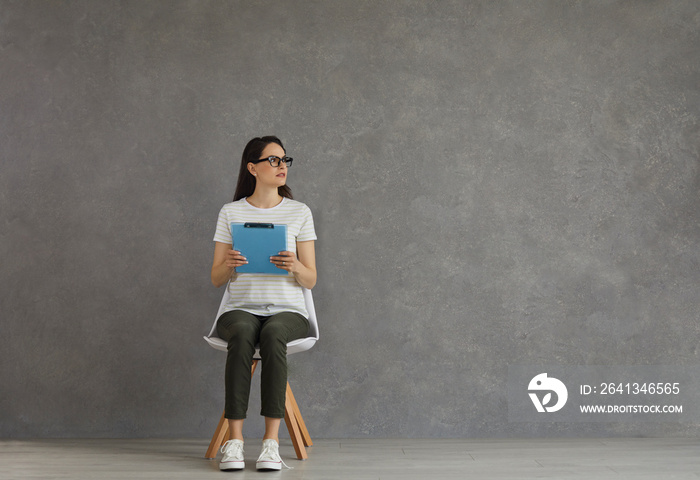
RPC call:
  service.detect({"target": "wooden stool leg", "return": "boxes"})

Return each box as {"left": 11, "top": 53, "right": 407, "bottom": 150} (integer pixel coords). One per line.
{"left": 205, "top": 360, "right": 260, "bottom": 459}
{"left": 284, "top": 382, "right": 308, "bottom": 460}
{"left": 205, "top": 410, "right": 229, "bottom": 459}
{"left": 286, "top": 383, "right": 312, "bottom": 447}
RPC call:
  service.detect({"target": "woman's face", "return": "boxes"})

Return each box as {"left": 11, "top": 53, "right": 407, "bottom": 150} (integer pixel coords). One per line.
{"left": 249, "top": 142, "right": 288, "bottom": 188}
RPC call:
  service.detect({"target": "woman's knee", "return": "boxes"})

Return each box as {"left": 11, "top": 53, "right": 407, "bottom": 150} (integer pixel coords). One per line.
{"left": 218, "top": 316, "right": 259, "bottom": 359}
{"left": 217, "top": 311, "right": 259, "bottom": 342}
{"left": 259, "top": 323, "right": 288, "bottom": 350}
{"left": 261, "top": 313, "right": 308, "bottom": 343}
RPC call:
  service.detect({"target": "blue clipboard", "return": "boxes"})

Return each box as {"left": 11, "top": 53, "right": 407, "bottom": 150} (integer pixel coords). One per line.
{"left": 231, "top": 223, "right": 288, "bottom": 275}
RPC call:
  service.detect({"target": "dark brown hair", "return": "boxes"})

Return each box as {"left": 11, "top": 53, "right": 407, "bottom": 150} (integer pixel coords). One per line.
{"left": 233, "top": 136, "right": 293, "bottom": 201}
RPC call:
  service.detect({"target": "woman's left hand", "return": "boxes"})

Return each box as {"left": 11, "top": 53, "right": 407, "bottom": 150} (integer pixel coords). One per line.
{"left": 270, "top": 251, "right": 299, "bottom": 274}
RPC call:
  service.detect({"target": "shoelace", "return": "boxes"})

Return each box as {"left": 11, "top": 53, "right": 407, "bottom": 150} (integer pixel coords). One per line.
{"left": 221, "top": 439, "right": 244, "bottom": 457}
{"left": 259, "top": 441, "right": 292, "bottom": 469}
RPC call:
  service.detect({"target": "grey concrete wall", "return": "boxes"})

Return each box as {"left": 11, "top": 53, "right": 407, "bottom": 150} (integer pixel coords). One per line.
{"left": 2, "top": 0, "right": 699, "bottom": 438}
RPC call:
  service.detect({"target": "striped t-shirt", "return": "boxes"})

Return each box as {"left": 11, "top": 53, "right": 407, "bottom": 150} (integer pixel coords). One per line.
{"left": 213, "top": 197, "right": 317, "bottom": 318}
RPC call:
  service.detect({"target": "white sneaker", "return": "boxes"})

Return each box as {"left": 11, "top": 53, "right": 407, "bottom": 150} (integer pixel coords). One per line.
{"left": 220, "top": 439, "right": 245, "bottom": 471}
{"left": 256, "top": 439, "right": 291, "bottom": 470}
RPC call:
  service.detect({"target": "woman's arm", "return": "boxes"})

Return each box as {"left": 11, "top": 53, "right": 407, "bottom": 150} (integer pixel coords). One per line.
{"left": 270, "top": 240, "right": 317, "bottom": 289}
{"left": 211, "top": 241, "right": 248, "bottom": 287}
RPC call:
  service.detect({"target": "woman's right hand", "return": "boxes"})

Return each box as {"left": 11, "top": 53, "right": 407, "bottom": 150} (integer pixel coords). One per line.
{"left": 212, "top": 242, "right": 247, "bottom": 287}
{"left": 225, "top": 250, "right": 248, "bottom": 269}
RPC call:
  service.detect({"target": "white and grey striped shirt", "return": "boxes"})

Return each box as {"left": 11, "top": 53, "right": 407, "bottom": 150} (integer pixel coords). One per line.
{"left": 213, "top": 197, "right": 317, "bottom": 318}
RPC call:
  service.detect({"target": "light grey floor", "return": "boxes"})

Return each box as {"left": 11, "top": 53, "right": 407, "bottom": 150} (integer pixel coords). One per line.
{"left": 2, "top": 437, "right": 699, "bottom": 479}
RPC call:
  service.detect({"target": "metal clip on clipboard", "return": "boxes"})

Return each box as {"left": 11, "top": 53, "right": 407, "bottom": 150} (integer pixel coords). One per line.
{"left": 244, "top": 222, "right": 274, "bottom": 229}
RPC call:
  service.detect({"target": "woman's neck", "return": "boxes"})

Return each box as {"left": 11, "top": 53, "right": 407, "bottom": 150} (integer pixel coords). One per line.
{"left": 246, "top": 188, "right": 283, "bottom": 209}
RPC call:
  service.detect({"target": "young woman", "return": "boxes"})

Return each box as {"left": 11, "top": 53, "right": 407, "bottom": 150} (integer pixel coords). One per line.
{"left": 211, "top": 136, "right": 317, "bottom": 471}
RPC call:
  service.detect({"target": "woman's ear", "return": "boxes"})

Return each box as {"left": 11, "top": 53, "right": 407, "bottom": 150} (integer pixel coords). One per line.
{"left": 247, "top": 162, "right": 257, "bottom": 177}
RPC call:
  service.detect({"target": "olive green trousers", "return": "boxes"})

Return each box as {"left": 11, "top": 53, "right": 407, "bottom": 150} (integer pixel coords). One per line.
{"left": 216, "top": 310, "right": 309, "bottom": 420}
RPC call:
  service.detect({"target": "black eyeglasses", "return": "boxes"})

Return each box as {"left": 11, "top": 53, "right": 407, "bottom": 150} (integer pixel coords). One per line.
{"left": 252, "top": 156, "right": 293, "bottom": 167}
